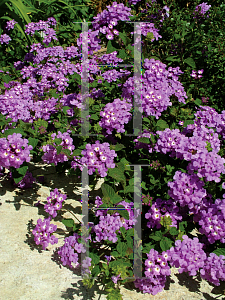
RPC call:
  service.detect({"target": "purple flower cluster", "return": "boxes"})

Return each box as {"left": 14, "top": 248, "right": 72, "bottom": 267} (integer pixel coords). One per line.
{"left": 168, "top": 235, "right": 207, "bottom": 276}
{"left": 57, "top": 232, "right": 87, "bottom": 269}
{"left": 5, "top": 19, "right": 17, "bottom": 31}
{"left": 122, "top": 59, "right": 187, "bottom": 119}
{"left": 25, "top": 18, "right": 58, "bottom": 46}
{"left": 131, "top": 22, "right": 162, "bottom": 43}
{"left": 101, "top": 69, "right": 131, "bottom": 83}
{"left": 167, "top": 171, "right": 207, "bottom": 210}
{"left": 200, "top": 253, "right": 225, "bottom": 286}
{"left": 93, "top": 214, "right": 123, "bottom": 243}
{"left": 154, "top": 128, "right": 188, "bottom": 157}
{"left": 190, "top": 69, "right": 204, "bottom": 79}
{"left": 32, "top": 217, "right": 58, "bottom": 250}
{"left": 92, "top": 197, "right": 140, "bottom": 230}
{"left": 196, "top": 197, "right": 225, "bottom": 244}
{"left": 145, "top": 198, "right": 182, "bottom": 229}
{"left": 92, "top": 2, "right": 133, "bottom": 40}
{"left": 76, "top": 29, "right": 101, "bottom": 55}
{"left": 193, "top": 2, "right": 211, "bottom": 20}
{"left": 134, "top": 249, "right": 170, "bottom": 295}
{"left": 134, "top": 129, "right": 156, "bottom": 156}
{"left": 0, "top": 133, "right": 33, "bottom": 169}
{"left": 41, "top": 131, "right": 75, "bottom": 166}
{"left": 186, "top": 151, "right": 225, "bottom": 183}
{"left": 99, "top": 98, "right": 132, "bottom": 134}
{"left": 71, "top": 140, "right": 117, "bottom": 177}
{"left": 44, "top": 188, "right": 67, "bottom": 218}
{"left": 0, "top": 34, "right": 11, "bottom": 45}
{"left": 8, "top": 170, "right": 36, "bottom": 189}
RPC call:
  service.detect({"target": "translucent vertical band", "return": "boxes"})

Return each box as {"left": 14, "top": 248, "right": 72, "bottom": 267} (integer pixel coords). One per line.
{"left": 73, "top": 22, "right": 98, "bottom": 137}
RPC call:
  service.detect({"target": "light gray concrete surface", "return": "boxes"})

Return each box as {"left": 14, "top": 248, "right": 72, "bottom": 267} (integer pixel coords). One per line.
{"left": 0, "top": 161, "right": 225, "bottom": 300}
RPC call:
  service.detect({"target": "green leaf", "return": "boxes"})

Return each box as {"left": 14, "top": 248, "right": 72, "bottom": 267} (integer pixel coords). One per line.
{"left": 156, "top": 119, "right": 169, "bottom": 130}
{"left": 111, "top": 251, "right": 120, "bottom": 258}
{"left": 149, "top": 231, "right": 163, "bottom": 241}
{"left": 143, "top": 242, "right": 154, "bottom": 253}
{"left": 119, "top": 226, "right": 126, "bottom": 238}
{"left": 3, "top": 128, "right": 25, "bottom": 138}
{"left": 108, "top": 168, "right": 126, "bottom": 185}
{"left": 107, "top": 40, "right": 118, "bottom": 54}
{"left": 183, "top": 120, "right": 194, "bottom": 127}
{"left": 138, "top": 137, "right": 150, "bottom": 144}
{"left": 184, "top": 57, "right": 196, "bottom": 69}
{"left": 101, "top": 183, "right": 115, "bottom": 204}
{"left": 62, "top": 149, "right": 71, "bottom": 157}
{"left": 212, "top": 248, "right": 225, "bottom": 258}
{"left": 174, "top": 33, "right": 181, "bottom": 40}
{"left": 91, "top": 265, "right": 100, "bottom": 278}
{"left": 61, "top": 218, "right": 75, "bottom": 228}
{"left": 118, "top": 49, "right": 126, "bottom": 59}
{"left": 169, "top": 227, "right": 179, "bottom": 236}
{"left": 160, "top": 237, "right": 173, "bottom": 251}
{"left": 119, "top": 31, "right": 129, "bottom": 45}
{"left": 194, "top": 98, "right": 202, "bottom": 106}
{"left": 165, "top": 56, "right": 180, "bottom": 62}
{"left": 54, "top": 138, "right": 62, "bottom": 145}
{"left": 63, "top": 106, "right": 71, "bottom": 114}
{"left": 116, "top": 205, "right": 129, "bottom": 220}
{"left": 111, "top": 194, "right": 123, "bottom": 205}
{"left": 117, "top": 242, "right": 128, "bottom": 256}
{"left": 90, "top": 114, "right": 99, "bottom": 120}
{"left": 56, "top": 145, "right": 63, "bottom": 155}
{"left": 28, "top": 137, "right": 39, "bottom": 149}
{"left": 126, "top": 228, "right": 134, "bottom": 237}
{"left": 110, "top": 144, "right": 126, "bottom": 151}
{"left": 179, "top": 221, "right": 187, "bottom": 232}
{"left": 124, "top": 185, "right": 134, "bottom": 193}
{"left": 89, "top": 252, "right": 100, "bottom": 265}
{"left": 72, "top": 149, "right": 82, "bottom": 156}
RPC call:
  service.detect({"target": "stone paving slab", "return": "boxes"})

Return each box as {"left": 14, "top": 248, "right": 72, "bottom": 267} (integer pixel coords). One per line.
{"left": 0, "top": 162, "right": 225, "bottom": 300}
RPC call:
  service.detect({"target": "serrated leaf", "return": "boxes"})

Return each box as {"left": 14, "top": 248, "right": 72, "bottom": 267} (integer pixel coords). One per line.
{"left": 56, "top": 145, "right": 63, "bottom": 155}
{"left": 143, "top": 242, "right": 155, "bottom": 253}
{"left": 111, "top": 251, "right": 120, "bottom": 258}
{"left": 117, "top": 242, "right": 128, "bottom": 256}
{"left": 124, "top": 185, "right": 134, "bottom": 193}
{"left": 149, "top": 231, "right": 163, "bottom": 241}
{"left": 108, "top": 168, "right": 126, "bottom": 184}
{"left": 118, "top": 208, "right": 129, "bottom": 220}
{"left": 169, "top": 227, "right": 179, "bottom": 236}
{"left": 119, "top": 226, "right": 126, "bottom": 238}
{"left": 111, "top": 194, "right": 123, "bottom": 205}
{"left": 101, "top": 183, "right": 115, "bottom": 199}
{"left": 174, "top": 33, "right": 181, "bottom": 39}
{"left": 156, "top": 119, "right": 169, "bottom": 130}
{"left": 28, "top": 137, "right": 39, "bottom": 149}
{"left": 89, "top": 252, "right": 100, "bottom": 265}
{"left": 160, "top": 237, "right": 173, "bottom": 251}
{"left": 212, "top": 248, "right": 225, "bottom": 258}
{"left": 90, "top": 114, "right": 99, "bottom": 120}
{"left": 138, "top": 137, "right": 150, "bottom": 144}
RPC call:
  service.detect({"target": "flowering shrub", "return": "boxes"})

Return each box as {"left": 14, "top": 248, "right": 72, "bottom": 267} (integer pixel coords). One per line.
{"left": 1, "top": 1, "right": 225, "bottom": 299}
